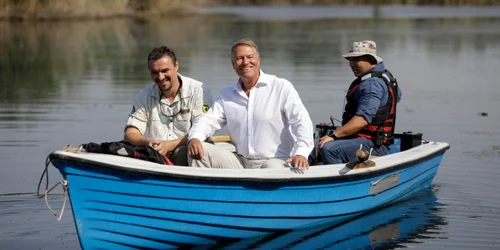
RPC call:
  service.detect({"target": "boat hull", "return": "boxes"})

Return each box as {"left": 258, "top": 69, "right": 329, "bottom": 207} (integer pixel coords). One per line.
{"left": 49, "top": 142, "right": 449, "bottom": 249}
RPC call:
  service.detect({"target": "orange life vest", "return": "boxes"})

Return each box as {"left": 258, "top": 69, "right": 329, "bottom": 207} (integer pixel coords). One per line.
{"left": 342, "top": 70, "right": 399, "bottom": 146}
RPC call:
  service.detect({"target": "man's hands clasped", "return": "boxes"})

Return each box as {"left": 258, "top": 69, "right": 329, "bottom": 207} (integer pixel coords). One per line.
{"left": 148, "top": 139, "right": 176, "bottom": 156}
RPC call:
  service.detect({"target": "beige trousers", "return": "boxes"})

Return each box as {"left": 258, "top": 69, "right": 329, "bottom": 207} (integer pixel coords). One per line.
{"left": 188, "top": 142, "right": 288, "bottom": 169}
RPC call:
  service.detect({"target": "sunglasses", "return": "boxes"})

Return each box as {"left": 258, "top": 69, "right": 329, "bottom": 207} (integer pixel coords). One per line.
{"left": 158, "top": 96, "right": 190, "bottom": 124}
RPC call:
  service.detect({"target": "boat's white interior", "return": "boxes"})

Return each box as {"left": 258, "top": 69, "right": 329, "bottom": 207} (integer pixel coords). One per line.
{"left": 51, "top": 141, "right": 450, "bottom": 180}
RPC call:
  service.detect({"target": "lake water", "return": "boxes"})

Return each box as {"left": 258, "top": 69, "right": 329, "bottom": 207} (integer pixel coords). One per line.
{"left": 1, "top": 5, "right": 500, "bottom": 249}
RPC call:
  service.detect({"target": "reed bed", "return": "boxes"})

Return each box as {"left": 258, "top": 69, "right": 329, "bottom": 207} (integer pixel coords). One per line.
{"left": 0, "top": 0, "right": 198, "bottom": 20}
{"left": 1, "top": 0, "right": 498, "bottom": 20}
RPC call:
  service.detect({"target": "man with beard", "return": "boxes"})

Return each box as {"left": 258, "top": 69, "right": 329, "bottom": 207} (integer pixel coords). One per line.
{"left": 187, "top": 39, "right": 314, "bottom": 170}
{"left": 310, "top": 40, "right": 402, "bottom": 165}
{"left": 124, "top": 46, "right": 212, "bottom": 166}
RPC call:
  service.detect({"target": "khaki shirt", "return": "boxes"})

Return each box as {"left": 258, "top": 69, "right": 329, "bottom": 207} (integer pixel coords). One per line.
{"left": 126, "top": 74, "right": 212, "bottom": 141}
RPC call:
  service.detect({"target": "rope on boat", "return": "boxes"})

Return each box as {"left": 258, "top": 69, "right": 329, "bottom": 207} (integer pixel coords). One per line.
{"left": 62, "top": 144, "right": 83, "bottom": 153}
{"left": 37, "top": 152, "right": 71, "bottom": 221}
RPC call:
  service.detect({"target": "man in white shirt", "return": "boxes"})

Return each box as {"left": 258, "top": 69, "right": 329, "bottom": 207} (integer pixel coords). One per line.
{"left": 125, "top": 46, "right": 212, "bottom": 166}
{"left": 187, "top": 39, "right": 313, "bottom": 170}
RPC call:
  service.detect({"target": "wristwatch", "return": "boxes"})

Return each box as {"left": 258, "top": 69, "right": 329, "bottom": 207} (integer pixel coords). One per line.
{"left": 328, "top": 130, "right": 339, "bottom": 140}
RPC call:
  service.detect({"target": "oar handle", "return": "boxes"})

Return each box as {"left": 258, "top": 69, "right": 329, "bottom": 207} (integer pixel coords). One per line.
{"left": 210, "top": 135, "right": 231, "bottom": 142}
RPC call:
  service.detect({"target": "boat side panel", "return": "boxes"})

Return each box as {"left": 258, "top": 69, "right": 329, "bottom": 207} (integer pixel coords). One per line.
{"left": 53, "top": 153, "right": 445, "bottom": 248}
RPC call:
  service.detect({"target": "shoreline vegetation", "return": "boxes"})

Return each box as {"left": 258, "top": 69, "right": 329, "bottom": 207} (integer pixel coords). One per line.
{"left": 1, "top": 0, "right": 499, "bottom": 20}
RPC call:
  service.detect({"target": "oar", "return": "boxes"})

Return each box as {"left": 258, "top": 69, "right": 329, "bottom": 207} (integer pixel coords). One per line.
{"left": 210, "top": 135, "right": 231, "bottom": 143}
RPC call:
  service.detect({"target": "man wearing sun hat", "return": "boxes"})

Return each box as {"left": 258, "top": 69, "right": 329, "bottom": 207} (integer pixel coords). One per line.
{"left": 310, "top": 40, "right": 402, "bottom": 165}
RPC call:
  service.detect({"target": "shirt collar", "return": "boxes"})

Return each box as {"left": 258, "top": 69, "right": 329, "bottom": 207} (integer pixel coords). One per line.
{"left": 360, "top": 63, "right": 387, "bottom": 81}
{"left": 233, "top": 70, "right": 270, "bottom": 92}
{"left": 369, "top": 62, "right": 386, "bottom": 73}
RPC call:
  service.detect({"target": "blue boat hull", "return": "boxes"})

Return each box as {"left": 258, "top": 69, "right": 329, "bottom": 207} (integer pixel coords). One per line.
{"left": 212, "top": 186, "right": 443, "bottom": 249}
{"left": 49, "top": 142, "right": 448, "bottom": 249}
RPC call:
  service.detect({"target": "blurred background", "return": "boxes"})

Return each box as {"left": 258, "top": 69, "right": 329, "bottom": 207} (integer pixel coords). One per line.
{"left": 1, "top": 0, "right": 500, "bottom": 249}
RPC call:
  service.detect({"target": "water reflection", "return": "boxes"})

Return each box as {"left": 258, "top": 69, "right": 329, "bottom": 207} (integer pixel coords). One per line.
{"left": 0, "top": 194, "right": 79, "bottom": 249}
{"left": 202, "top": 6, "right": 500, "bottom": 20}
{"left": 0, "top": 19, "right": 138, "bottom": 104}
{"left": 1, "top": 13, "right": 499, "bottom": 104}
{"left": 197, "top": 188, "right": 445, "bottom": 249}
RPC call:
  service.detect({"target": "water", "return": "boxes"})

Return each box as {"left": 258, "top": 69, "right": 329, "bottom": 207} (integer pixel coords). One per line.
{"left": 1, "top": 6, "right": 500, "bottom": 249}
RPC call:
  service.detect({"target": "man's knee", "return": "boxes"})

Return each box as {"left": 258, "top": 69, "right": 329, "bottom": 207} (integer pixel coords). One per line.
{"left": 319, "top": 141, "right": 344, "bottom": 164}
{"left": 320, "top": 141, "right": 341, "bottom": 156}
{"left": 188, "top": 142, "right": 213, "bottom": 168}
{"left": 188, "top": 142, "right": 244, "bottom": 169}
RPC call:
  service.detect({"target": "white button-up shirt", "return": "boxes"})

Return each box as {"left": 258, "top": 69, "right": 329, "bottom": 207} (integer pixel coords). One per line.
{"left": 126, "top": 74, "right": 212, "bottom": 140}
{"left": 189, "top": 71, "right": 314, "bottom": 159}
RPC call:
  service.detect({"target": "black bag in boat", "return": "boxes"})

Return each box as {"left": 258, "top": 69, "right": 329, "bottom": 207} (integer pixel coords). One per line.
{"left": 81, "top": 140, "right": 173, "bottom": 165}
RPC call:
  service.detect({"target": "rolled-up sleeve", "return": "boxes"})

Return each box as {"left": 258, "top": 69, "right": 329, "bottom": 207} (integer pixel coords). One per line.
{"left": 202, "top": 84, "right": 213, "bottom": 107}
{"left": 190, "top": 85, "right": 204, "bottom": 124}
{"left": 125, "top": 91, "right": 149, "bottom": 134}
{"left": 188, "top": 97, "right": 226, "bottom": 142}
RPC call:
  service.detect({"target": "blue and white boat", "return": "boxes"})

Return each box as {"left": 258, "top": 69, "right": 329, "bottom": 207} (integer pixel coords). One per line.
{"left": 44, "top": 132, "right": 449, "bottom": 249}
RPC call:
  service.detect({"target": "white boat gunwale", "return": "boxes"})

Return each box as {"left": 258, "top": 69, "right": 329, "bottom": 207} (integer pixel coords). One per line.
{"left": 49, "top": 141, "right": 450, "bottom": 183}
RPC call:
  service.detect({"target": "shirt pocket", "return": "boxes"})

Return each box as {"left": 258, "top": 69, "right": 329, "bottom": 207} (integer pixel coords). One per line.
{"left": 173, "top": 112, "right": 191, "bottom": 134}
{"left": 150, "top": 116, "right": 167, "bottom": 139}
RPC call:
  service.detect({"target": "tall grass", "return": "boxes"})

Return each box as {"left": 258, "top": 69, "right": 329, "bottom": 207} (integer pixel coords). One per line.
{"left": 1, "top": 0, "right": 498, "bottom": 20}
{"left": 0, "top": 0, "right": 199, "bottom": 20}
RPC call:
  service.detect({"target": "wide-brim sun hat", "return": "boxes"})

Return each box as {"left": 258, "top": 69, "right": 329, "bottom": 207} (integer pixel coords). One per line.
{"left": 342, "top": 40, "right": 383, "bottom": 64}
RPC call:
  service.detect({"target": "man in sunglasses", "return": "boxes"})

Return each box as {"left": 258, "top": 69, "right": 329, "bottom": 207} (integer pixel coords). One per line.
{"left": 124, "top": 46, "right": 212, "bottom": 166}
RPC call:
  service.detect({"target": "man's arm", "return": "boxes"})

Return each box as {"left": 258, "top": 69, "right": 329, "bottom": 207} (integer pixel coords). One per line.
{"left": 318, "top": 116, "right": 369, "bottom": 148}
{"left": 282, "top": 82, "right": 314, "bottom": 158}
{"left": 281, "top": 80, "right": 314, "bottom": 170}
{"left": 191, "top": 85, "right": 205, "bottom": 123}
{"left": 124, "top": 90, "right": 150, "bottom": 145}
{"left": 150, "top": 135, "right": 188, "bottom": 156}
{"left": 124, "top": 126, "right": 151, "bottom": 146}
{"left": 188, "top": 97, "right": 227, "bottom": 143}
{"left": 337, "top": 78, "right": 384, "bottom": 138}
{"left": 332, "top": 115, "right": 368, "bottom": 138}
{"left": 202, "top": 84, "right": 214, "bottom": 107}
{"left": 319, "top": 79, "right": 383, "bottom": 147}
{"left": 188, "top": 97, "right": 227, "bottom": 160}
